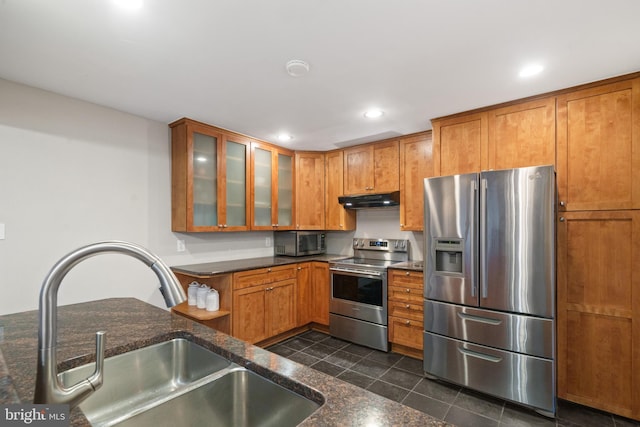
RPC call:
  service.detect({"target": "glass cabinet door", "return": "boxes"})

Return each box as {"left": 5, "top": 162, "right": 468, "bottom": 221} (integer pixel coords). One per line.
{"left": 277, "top": 153, "right": 293, "bottom": 226}
{"left": 192, "top": 132, "right": 217, "bottom": 227}
{"left": 253, "top": 147, "right": 273, "bottom": 226}
{"left": 225, "top": 139, "right": 247, "bottom": 227}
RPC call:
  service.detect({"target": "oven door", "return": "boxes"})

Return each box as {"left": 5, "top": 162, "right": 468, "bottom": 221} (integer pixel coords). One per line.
{"left": 329, "top": 268, "right": 387, "bottom": 325}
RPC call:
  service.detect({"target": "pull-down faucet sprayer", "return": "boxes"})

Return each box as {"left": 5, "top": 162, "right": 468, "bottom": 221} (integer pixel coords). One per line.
{"left": 33, "top": 241, "right": 186, "bottom": 408}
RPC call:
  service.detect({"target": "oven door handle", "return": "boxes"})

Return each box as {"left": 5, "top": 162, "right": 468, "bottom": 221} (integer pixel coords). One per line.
{"left": 329, "top": 268, "right": 383, "bottom": 278}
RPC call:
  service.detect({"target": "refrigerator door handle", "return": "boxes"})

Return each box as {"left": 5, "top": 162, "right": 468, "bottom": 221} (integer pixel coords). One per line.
{"left": 470, "top": 179, "right": 477, "bottom": 298}
{"left": 458, "top": 346, "right": 502, "bottom": 363}
{"left": 480, "top": 177, "right": 488, "bottom": 299}
{"left": 457, "top": 312, "right": 502, "bottom": 325}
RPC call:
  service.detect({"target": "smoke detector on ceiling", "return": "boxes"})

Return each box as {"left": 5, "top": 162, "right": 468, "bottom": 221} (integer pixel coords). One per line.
{"left": 286, "top": 60, "right": 310, "bottom": 77}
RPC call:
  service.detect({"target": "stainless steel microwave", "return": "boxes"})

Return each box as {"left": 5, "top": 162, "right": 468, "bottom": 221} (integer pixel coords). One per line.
{"left": 274, "top": 231, "right": 326, "bottom": 256}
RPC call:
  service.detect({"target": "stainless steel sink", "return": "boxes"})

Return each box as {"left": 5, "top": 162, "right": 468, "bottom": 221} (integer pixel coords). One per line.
{"left": 59, "top": 338, "right": 321, "bottom": 426}
{"left": 116, "top": 367, "right": 321, "bottom": 427}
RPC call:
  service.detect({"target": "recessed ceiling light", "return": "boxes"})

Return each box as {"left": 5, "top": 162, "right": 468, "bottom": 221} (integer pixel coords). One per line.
{"left": 285, "top": 60, "right": 310, "bottom": 77}
{"left": 112, "top": 0, "right": 144, "bottom": 11}
{"left": 519, "top": 63, "right": 544, "bottom": 78}
{"left": 277, "top": 133, "right": 293, "bottom": 142}
{"left": 364, "top": 109, "right": 384, "bottom": 119}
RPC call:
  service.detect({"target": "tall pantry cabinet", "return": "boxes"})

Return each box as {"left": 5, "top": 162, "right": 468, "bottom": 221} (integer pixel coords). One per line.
{"left": 555, "top": 77, "right": 640, "bottom": 419}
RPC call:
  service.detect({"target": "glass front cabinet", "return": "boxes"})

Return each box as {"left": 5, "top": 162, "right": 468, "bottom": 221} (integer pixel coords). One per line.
{"left": 250, "top": 141, "right": 295, "bottom": 230}
{"left": 170, "top": 118, "right": 250, "bottom": 232}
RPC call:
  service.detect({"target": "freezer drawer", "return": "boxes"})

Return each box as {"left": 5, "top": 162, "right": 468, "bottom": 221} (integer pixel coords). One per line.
{"left": 424, "top": 300, "right": 554, "bottom": 359}
{"left": 424, "top": 332, "right": 555, "bottom": 415}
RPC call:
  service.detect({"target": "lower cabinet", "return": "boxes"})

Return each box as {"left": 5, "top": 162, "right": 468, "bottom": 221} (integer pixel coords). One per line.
{"left": 297, "top": 262, "right": 330, "bottom": 327}
{"left": 557, "top": 210, "right": 640, "bottom": 419}
{"left": 296, "top": 263, "right": 312, "bottom": 327}
{"left": 388, "top": 269, "right": 424, "bottom": 358}
{"left": 232, "top": 265, "right": 297, "bottom": 344}
{"left": 310, "top": 262, "right": 330, "bottom": 326}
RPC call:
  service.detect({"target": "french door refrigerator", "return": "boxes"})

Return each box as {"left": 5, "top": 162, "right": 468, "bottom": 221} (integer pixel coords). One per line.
{"left": 423, "top": 165, "right": 556, "bottom": 417}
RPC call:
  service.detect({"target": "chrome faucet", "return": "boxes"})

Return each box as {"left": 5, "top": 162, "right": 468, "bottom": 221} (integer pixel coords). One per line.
{"left": 33, "top": 241, "right": 187, "bottom": 408}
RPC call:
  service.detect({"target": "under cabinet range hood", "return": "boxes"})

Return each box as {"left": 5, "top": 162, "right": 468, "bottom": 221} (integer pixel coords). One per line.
{"left": 338, "top": 191, "right": 400, "bottom": 209}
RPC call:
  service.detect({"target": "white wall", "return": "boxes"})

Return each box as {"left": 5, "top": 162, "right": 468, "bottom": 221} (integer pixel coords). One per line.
{"left": 0, "top": 79, "right": 274, "bottom": 315}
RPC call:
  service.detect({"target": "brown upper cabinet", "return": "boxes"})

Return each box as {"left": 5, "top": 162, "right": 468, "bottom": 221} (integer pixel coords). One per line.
{"left": 399, "top": 132, "right": 434, "bottom": 231}
{"left": 295, "top": 152, "right": 325, "bottom": 230}
{"left": 170, "top": 118, "right": 251, "bottom": 232}
{"left": 487, "top": 97, "right": 556, "bottom": 170}
{"left": 250, "top": 141, "right": 295, "bottom": 230}
{"left": 325, "top": 150, "right": 356, "bottom": 231}
{"left": 432, "top": 112, "right": 486, "bottom": 176}
{"left": 556, "top": 78, "right": 640, "bottom": 211}
{"left": 343, "top": 140, "right": 400, "bottom": 195}
{"left": 433, "top": 97, "right": 556, "bottom": 176}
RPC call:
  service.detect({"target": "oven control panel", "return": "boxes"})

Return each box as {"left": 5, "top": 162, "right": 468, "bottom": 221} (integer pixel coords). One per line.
{"left": 353, "top": 238, "right": 408, "bottom": 252}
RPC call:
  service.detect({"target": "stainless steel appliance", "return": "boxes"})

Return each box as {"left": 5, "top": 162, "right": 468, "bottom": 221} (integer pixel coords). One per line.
{"left": 329, "top": 238, "right": 409, "bottom": 351}
{"left": 274, "top": 231, "right": 326, "bottom": 256}
{"left": 423, "top": 165, "right": 556, "bottom": 417}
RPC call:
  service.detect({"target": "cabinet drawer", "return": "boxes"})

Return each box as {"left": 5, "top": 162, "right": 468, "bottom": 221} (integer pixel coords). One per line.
{"left": 389, "top": 301, "right": 423, "bottom": 321}
{"left": 389, "top": 316, "right": 423, "bottom": 350}
{"left": 388, "top": 285, "right": 423, "bottom": 303}
{"left": 389, "top": 269, "right": 424, "bottom": 288}
{"left": 233, "top": 265, "right": 297, "bottom": 290}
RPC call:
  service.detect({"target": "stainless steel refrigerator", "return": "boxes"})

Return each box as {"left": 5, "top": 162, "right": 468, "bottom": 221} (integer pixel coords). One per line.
{"left": 423, "top": 165, "right": 556, "bottom": 417}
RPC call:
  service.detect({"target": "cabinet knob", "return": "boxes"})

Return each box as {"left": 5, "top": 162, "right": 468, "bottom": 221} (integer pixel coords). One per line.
{"left": 223, "top": 224, "right": 228, "bottom": 228}
{"left": 405, "top": 320, "right": 411, "bottom": 326}
{"left": 297, "top": 267, "right": 302, "bottom": 270}
{"left": 559, "top": 217, "right": 565, "bottom": 222}
{"left": 559, "top": 200, "right": 566, "bottom": 207}
{"left": 218, "top": 224, "right": 224, "bottom": 228}
{"left": 405, "top": 304, "right": 410, "bottom": 309}
{"left": 405, "top": 271, "right": 410, "bottom": 276}
{"left": 405, "top": 288, "right": 411, "bottom": 293}
{"left": 267, "top": 268, "right": 272, "bottom": 272}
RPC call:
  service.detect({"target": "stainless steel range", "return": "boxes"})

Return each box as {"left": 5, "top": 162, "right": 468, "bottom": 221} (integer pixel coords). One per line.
{"left": 329, "top": 238, "right": 409, "bottom": 352}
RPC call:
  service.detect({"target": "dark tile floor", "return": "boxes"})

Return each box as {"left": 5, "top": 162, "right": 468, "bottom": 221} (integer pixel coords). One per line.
{"left": 267, "top": 331, "right": 639, "bottom": 427}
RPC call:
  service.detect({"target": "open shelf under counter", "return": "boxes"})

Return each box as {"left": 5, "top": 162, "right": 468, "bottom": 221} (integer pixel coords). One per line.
{"left": 171, "top": 301, "right": 230, "bottom": 322}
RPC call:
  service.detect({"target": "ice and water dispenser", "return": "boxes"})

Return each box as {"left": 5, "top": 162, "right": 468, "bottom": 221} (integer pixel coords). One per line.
{"left": 434, "top": 239, "right": 463, "bottom": 275}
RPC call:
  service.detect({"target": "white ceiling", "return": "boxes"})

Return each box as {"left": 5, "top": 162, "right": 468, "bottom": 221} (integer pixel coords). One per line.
{"left": 2, "top": 1, "right": 640, "bottom": 151}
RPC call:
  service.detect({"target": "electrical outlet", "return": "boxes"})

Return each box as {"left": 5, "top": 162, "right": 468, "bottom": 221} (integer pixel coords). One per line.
{"left": 177, "top": 239, "right": 186, "bottom": 252}
{"left": 265, "top": 237, "right": 271, "bottom": 247}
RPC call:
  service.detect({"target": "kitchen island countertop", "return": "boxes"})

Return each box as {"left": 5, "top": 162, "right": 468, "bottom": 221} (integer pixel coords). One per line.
{"left": 0, "top": 298, "right": 449, "bottom": 426}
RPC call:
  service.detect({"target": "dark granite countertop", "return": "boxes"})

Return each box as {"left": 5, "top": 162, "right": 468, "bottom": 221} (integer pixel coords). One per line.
{"left": 0, "top": 298, "right": 449, "bottom": 426}
{"left": 389, "top": 260, "right": 424, "bottom": 272}
{"left": 171, "top": 254, "right": 349, "bottom": 276}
